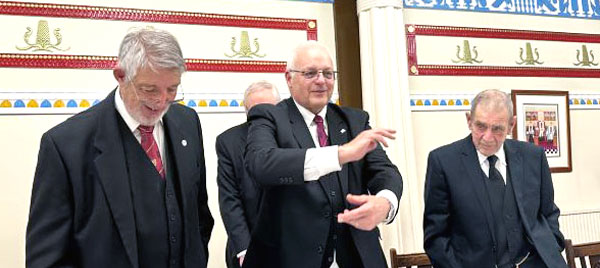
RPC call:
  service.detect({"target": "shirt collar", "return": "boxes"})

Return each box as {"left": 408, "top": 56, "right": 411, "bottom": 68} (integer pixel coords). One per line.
{"left": 293, "top": 99, "right": 328, "bottom": 127}
{"left": 115, "top": 86, "right": 163, "bottom": 132}
{"left": 476, "top": 143, "right": 507, "bottom": 167}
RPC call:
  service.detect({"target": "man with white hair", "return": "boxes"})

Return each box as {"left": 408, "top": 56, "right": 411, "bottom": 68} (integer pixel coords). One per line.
{"left": 216, "top": 81, "right": 281, "bottom": 268}
{"left": 243, "top": 41, "right": 403, "bottom": 268}
{"left": 26, "top": 28, "right": 213, "bottom": 268}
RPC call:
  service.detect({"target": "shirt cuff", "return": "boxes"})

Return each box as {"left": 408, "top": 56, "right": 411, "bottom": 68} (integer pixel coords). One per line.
{"left": 236, "top": 250, "right": 247, "bottom": 258}
{"left": 303, "top": 146, "right": 342, "bottom": 181}
{"left": 376, "top": 189, "right": 398, "bottom": 224}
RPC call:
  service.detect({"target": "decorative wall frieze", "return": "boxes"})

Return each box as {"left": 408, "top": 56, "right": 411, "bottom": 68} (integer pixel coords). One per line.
{"left": 0, "top": 91, "right": 341, "bottom": 114}
{"left": 406, "top": 25, "right": 600, "bottom": 77}
{"left": 403, "top": 0, "right": 600, "bottom": 20}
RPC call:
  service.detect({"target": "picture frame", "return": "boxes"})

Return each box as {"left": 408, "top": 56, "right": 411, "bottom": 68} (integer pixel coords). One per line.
{"left": 511, "top": 90, "right": 572, "bottom": 173}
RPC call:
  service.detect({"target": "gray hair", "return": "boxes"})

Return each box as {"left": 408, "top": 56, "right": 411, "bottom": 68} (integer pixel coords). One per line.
{"left": 285, "top": 41, "right": 332, "bottom": 77}
{"left": 243, "top": 80, "right": 281, "bottom": 111}
{"left": 470, "top": 89, "right": 514, "bottom": 124}
{"left": 117, "top": 27, "right": 185, "bottom": 82}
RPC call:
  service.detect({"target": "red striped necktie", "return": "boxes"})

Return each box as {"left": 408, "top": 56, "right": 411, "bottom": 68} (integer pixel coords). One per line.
{"left": 138, "top": 125, "right": 165, "bottom": 179}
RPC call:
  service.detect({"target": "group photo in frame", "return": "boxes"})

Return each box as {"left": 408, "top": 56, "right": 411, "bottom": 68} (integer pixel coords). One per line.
{"left": 511, "top": 90, "right": 572, "bottom": 173}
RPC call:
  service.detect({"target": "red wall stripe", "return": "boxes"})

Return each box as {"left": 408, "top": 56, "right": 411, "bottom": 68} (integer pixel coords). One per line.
{"left": 0, "top": 53, "right": 287, "bottom": 72}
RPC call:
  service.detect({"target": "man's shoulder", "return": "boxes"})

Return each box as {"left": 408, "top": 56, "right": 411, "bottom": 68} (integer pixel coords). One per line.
{"left": 430, "top": 136, "right": 470, "bottom": 157}
{"left": 333, "top": 103, "right": 368, "bottom": 119}
{"left": 45, "top": 96, "right": 110, "bottom": 140}
{"left": 505, "top": 138, "right": 544, "bottom": 155}
{"left": 217, "top": 123, "right": 247, "bottom": 144}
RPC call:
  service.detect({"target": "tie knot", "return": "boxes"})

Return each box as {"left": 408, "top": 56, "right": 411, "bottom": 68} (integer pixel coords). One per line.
{"left": 487, "top": 155, "right": 498, "bottom": 166}
{"left": 314, "top": 115, "right": 324, "bottom": 124}
{"left": 138, "top": 125, "right": 154, "bottom": 134}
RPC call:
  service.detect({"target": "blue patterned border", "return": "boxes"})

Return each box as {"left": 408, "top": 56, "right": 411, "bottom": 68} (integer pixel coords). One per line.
{"left": 404, "top": 0, "right": 600, "bottom": 19}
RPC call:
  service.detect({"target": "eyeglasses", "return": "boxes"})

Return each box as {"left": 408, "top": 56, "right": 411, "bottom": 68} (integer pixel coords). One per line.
{"left": 131, "top": 82, "right": 183, "bottom": 103}
{"left": 289, "top": 69, "right": 337, "bottom": 80}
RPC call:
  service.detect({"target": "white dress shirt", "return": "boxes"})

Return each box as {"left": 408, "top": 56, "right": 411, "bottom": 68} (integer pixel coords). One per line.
{"left": 476, "top": 144, "right": 507, "bottom": 184}
{"left": 114, "top": 87, "right": 167, "bottom": 173}
{"left": 294, "top": 100, "right": 398, "bottom": 223}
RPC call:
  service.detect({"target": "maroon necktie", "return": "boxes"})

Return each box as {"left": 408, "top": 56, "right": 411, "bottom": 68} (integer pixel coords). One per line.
{"left": 138, "top": 125, "right": 165, "bottom": 179}
{"left": 314, "top": 115, "right": 329, "bottom": 147}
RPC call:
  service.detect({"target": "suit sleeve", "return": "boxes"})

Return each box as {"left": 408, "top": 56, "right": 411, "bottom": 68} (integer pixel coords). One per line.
{"left": 26, "top": 133, "right": 76, "bottom": 268}
{"left": 245, "top": 104, "right": 306, "bottom": 187}
{"left": 216, "top": 134, "right": 251, "bottom": 258}
{"left": 359, "top": 114, "right": 403, "bottom": 221}
{"left": 194, "top": 114, "right": 214, "bottom": 260}
{"left": 539, "top": 150, "right": 564, "bottom": 251}
{"left": 423, "top": 151, "right": 461, "bottom": 268}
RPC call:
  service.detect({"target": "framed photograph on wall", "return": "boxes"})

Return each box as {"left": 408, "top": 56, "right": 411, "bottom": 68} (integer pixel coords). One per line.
{"left": 511, "top": 90, "right": 572, "bottom": 173}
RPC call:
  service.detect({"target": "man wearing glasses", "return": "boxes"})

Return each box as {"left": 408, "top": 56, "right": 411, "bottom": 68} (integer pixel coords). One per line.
{"left": 26, "top": 28, "right": 213, "bottom": 268}
{"left": 243, "top": 41, "right": 403, "bottom": 268}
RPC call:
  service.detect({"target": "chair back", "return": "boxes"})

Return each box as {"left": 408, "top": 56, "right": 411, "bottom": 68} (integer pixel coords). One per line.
{"left": 565, "top": 239, "right": 600, "bottom": 268}
{"left": 389, "top": 248, "right": 432, "bottom": 268}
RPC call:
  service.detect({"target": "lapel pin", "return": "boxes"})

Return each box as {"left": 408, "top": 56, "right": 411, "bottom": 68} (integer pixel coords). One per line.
{"left": 181, "top": 139, "right": 187, "bottom": 147}
{"left": 340, "top": 129, "right": 346, "bottom": 134}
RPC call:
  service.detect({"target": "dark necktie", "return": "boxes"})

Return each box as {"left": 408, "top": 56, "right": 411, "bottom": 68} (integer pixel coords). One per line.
{"left": 487, "top": 155, "right": 505, "bottom": 189}
{"left": 138, "top": 125, "right": 165, "bottom": 179}
{"left": 314, "top": 115, "right": 329, "bottom": 147}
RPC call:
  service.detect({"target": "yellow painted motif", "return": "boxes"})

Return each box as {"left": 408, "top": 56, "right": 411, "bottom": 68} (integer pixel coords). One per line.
{"left": 225, "top": 31, "right": 265, "bottom": 58}
{"left": 516, "top": 42, "right": 543, "bottom": 65}
{"left": 199, "top": 100, "right": 208, "bottom": 107}
{"left": 0, "top": 100, "right": 11, "bottom": 108}
{"left": 80, "top": 100, "right": 90, "bottom": 108}
{"left": 416, "top": 100, "right": 423, "bottom": 106}
{"left": 219, "top": 100, "right": 229, "bottom": 106}
{"left": 16, "top": 20, "right": 70, "bottom": 52}
{"left": 574, "top": 45, "right": 598, "bottom": 67}
{"left": 27, "top": 100, "right": 39, "bottom": 107}
{"left": 452, "top": 40, "right": 482, "bottom": 64}
{"left": 54, "top": 100, "right": 65, "bottom": 107}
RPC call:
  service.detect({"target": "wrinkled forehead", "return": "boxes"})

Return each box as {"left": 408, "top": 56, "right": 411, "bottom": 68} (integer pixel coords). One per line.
{"left": 295, "top": 46, "right": 333, "bottom": 69}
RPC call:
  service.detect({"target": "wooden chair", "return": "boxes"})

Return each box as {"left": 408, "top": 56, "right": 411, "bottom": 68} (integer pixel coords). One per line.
{"left": 389, "top": 248, "right": 432, "bottom": 268}
{"left": 565, "top": 239, "right": 600, "bottom": 268}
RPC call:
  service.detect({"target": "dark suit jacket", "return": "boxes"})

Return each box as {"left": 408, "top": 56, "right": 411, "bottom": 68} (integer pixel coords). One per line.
{"left": 243, "top": 98, "right": 403, "bottom": 268}
{"left": 216, "top": 122, "right": 262, "bottom": 268}
{"left": 423, "top": 135, "right": 566, "bottom": 268}
{"left": 26, "top": 90, "right": 213, "bottom": 268}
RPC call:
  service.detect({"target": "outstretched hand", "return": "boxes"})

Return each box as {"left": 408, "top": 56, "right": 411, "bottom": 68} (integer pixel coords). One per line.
{"left": 338, "top": 128, "right": 396, "bottom": 165}
{"left": 337, "top": 194, "right": 391, "bottom": 231}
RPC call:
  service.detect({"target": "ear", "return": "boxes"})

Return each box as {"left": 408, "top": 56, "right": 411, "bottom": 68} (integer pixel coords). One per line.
{"left": 465, "top": 112, "right": 472, "bottom": 127}
{"left": 509, "top": 115, "right": 517, "bottom": 132}
{"left": 285, "top": 72, "right": 293, "bottom": 88}
{"left": 113, "top": 68, "right": 126, "bottom": 83}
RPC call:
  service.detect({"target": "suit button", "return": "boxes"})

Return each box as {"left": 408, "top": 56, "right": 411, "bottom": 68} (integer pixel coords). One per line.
{"left": 167, "top": 192, "right": 174, "bottom": 198}
{"left": 171, "top": 236, "right": 177, "bottom": 243}
{"left": 170, "top": 214, "right": 176, "bottom": 221}
{"left": 330, "top": 191, "right": 336, "bottom": 196}
{"left": 333, "top": 234, "right": 338, "bottom": 240}
{"left": 317, "top": 245, "right": 324, "bottom": 254}
{"left": 327, "top": 256, "right": 333, "bottom": 262}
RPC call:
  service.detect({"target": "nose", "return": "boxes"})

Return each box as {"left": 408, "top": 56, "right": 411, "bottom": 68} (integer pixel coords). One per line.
{"left": 314, "top": 72, "right": 326, "bottom": 84}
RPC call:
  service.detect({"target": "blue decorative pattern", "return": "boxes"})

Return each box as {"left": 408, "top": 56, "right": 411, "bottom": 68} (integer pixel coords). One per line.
{"left": 404, "top": 0, "right": 600, "bottom": 19}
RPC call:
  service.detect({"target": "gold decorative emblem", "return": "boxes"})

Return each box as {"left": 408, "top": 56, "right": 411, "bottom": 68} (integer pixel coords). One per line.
{"left": 308, "top": 21, "right": 316, "bottom": 29}
{"left": 574, "top": 45, "right": 598, "bottom": 67}
{"left": 224, "top": 31, "right": 265, "bottom": 58}
{"left": 16, "top": 20, "right": 69, "bottom": 52}
{"left": 516, "top": 42, "right": 543, "bottom": 65}
{"left": 410, "top": 65, "right": 418, "bottom": 74}
{"left": 407, "top": 25, "right": 415, "bottom": 33}
{"left": 451, "top": 40, "right": 482, "bottom": 64}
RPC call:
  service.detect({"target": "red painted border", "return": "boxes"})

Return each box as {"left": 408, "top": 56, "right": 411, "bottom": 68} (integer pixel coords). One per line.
{"left": 416, "top": 65, "right": 600, "bottom": 78}
{"left": 0, "top": 54, "right": 287, "bottom": 72}
{"left": 411, "top": 25, "right": 600, "bottom": 43}
{"left": 0, "top": 1, "right": 315, "bottom": 33}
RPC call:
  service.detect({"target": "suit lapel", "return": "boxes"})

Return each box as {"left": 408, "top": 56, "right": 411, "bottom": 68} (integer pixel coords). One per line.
{"left": 460, "top": 136, "right": 497, "bottom": 245}
{"left": 504, "top": 141, "right": 526, "bottom": 222}
{"left": 286, "top": 98, "right": 315, "bottom": 148}
{"left": 93, "top": 90, "right": 139, "bottom": 268}
{"left": 163, "top": 109, "right": 197, "bottom": 249}
{"left": 326, "top": 106, "right": 350, "bottom": 195}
